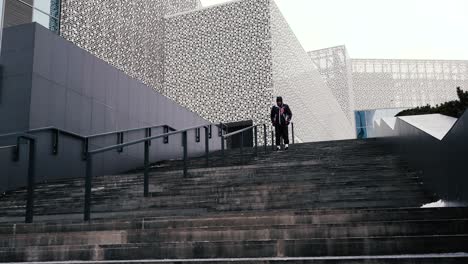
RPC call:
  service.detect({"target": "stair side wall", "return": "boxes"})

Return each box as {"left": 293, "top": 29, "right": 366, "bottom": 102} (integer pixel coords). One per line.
{"left": 377, "top": 112, "right": 468, "bottom": 202}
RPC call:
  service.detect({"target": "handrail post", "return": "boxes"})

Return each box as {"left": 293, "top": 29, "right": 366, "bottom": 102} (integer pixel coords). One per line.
{"left": 82, "top": 138, "right": 89, "bottom": 160}
{"left": 146, "top": 128, "right": 152, "bottom": 146}
{"left": 254, "top": 126, "right": 258, "bottom": 156}
{"left": 240, "top": 131, "right": 244, "bottom": 164}
{"left": 183, "top": 131, "right": 188, "bottom": 178}
{"left": 52, "top": 129, "right": 59, "bottom": 155}
{"left": 291, "top": 122, "right": 295, "bottom": 144}
{"left": 204, "top": 126, "right": 209, "bottom": 166}
{"left": 163, "top": 126, "right": 169, "bottom": 144}
{"left": 218, "top": 123, "right": 223, "bottom": 137}
{"left": 271, "top": 130, "right": 274, "bottom": 150}
{"left": 13, "top": 137, "right": 21, "bottom": 162}
{"left": 117, "top": 132, "right": 124, "bottom": 153}
{"left": 84, "top": 154, "right": 93, "bottom": 221}
{"left": 221, "top": 135, "right": 225, "bottom": 163}
{"left": 143, "top": 140, "right": 150, "bottom": 197}
{"left": 25, "top": 138, "right": 36, "bottom": 223}
{"left": 263, "top": 124, "right": 267, "bottom": 153}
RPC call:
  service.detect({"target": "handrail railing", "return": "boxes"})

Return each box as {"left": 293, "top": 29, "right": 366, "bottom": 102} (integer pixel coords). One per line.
{"left": 87, "top": 125, "right": 176, "bottom": 139}
{"left": 1, "top": 123, "right": 183, "bottom": 223}
{"left": 0, "top": 133, "right": 36, "bottom": 223}
{"left": 221, "top": 122, "right": 295, "bottom": 161}
{"left": 221, "top": 124, "right": 267, "bottom": 164}
{"left": 83, "top": 123, "right": 221, "bottom": 221}
{"left": 88, "top": 124, "right": 206, "bottom": 155}
{"left": 0, "top": 145, "right": 16, "bottom": 150}
{"left": 26, "top": 124, "right": 176, "bottom": 159}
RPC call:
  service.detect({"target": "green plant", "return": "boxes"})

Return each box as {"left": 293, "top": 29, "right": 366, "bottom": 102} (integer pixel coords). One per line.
{"left": 396, "top": 87, "right": 468, "bottom": 118}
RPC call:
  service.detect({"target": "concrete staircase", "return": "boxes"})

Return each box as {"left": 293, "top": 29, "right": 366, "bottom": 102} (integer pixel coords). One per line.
{"left": 0, "top": 139, "right": 467, "bottom": 263}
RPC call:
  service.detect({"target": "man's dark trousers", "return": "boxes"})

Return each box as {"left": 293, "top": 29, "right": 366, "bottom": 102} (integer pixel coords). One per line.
{"left": 275, "top": 125, "right": 289, "bottom": 146}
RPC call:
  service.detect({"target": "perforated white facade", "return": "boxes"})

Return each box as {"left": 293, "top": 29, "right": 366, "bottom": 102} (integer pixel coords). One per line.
{"left": 352, "top": 59, "right": 468, "bottom": 110}
{"left": 60, "top": 0, "right": 201, "bottom": 93}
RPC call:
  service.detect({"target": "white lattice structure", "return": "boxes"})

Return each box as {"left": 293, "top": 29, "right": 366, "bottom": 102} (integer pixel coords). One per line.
{"left": 352, "top": 59, "right": 468, "bottom": 110}
{"left": 308, "top": 46, "right": 355, "bottom": 126}
{"left": 308, "top": 46, "right": 468, "bottom": 114}
{"left": 164, "top": 0, "right": 272, "bottom": 127}
{"left": 60, "top": 0, "right": 201, "bottom": 93}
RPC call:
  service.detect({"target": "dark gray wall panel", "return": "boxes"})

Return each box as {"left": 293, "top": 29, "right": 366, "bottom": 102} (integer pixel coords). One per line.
{"left": 0, "top": 23, "right": 35, "bottom": 78}
{"left": 0, "top": 74, "right": 32, "bottom": 133}
{"left": 0, "top": 24, "right": 35, "bottom": 134}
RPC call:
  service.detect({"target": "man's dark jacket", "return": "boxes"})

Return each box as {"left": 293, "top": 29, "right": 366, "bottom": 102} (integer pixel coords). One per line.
{"left": 271, "top": 104, "right": 292, "bottom": 126}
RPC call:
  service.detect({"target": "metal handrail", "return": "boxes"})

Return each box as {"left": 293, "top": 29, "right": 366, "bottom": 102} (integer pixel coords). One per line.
{"left": 28, "top": 124, "right": 175, "bottom": 140}
{"left": 223, "top": 125, "right": 257, "bottom": 138}
{"left": 24, "top": 124, "right": 176, "bottom": 158}
{"left": 220, "top": 124, "right": 269, "bottom": 164}
{"left": 87, "top": 125, "right": 175, "bottom": 139}
{"left": 88, "top": 124, "right": 207, "bottom": 155}
{"left": 0, "top": 145, "right": 15, "bottom": 150}
{"left": 0, "top": 132, "right": 37, "bottom": 139}
{"left": 83, "top": 123, "right": 220, "bottom": 221}
{"left": 0, "top": 132, "right": 36, "bottom": 223}
{"left": 221, "top": 122, "right": 295, "bottom": 160}
{"left": 28, "top": 127, "right": 83, "bottom": 139}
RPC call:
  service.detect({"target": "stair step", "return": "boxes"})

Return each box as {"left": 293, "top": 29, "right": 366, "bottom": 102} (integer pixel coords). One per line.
{"left": 3, "top": 254, "right": 468, "bottom": 263}
{"left": 1, "top": 219, "right": 467, "bottom": 247}
{"left": 1, "top": 235, "right": 468, "bottom": 261}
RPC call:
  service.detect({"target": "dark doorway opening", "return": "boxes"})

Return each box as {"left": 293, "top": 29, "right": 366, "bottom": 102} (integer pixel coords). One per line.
{"left": 224, "top": 120, "right": 253, "bottom": 149}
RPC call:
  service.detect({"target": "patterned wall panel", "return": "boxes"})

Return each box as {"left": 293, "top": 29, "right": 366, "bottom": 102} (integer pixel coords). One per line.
{"left": 270, "top": 2, "right": 355, "bottom": 142}
{"left": 352, "top": 59, "right": 468, "bottom": 110}
{"left": 308, "top": 46, "right": 355, "bottom": 126}
{"left": 164, "top": 0, "right": 273, "bottom": 129}
{"left": 60, "top": 0, "right": 200, "bottom": 93}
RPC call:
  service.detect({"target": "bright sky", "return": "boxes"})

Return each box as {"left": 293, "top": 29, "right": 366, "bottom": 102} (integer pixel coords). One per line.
{"left": 199, "top": 0, "right": 468, "bottom": 60}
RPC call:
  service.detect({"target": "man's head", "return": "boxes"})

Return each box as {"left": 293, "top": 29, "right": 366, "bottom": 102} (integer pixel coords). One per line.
{"left": 276, "top": 96, "right": 283, "bottom": 107}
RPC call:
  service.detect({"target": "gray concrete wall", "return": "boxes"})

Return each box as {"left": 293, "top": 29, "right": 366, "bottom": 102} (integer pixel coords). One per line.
{"left": 0, "top": 23, "right": 221, "bottom": 193}
{"left": 377, "top": 112, "right": 468, "bottom": 203}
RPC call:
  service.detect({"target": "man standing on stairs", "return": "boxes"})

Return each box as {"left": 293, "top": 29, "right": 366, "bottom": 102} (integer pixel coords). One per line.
{"left": 271, "top": 96, "right": 293, "bottom": 150}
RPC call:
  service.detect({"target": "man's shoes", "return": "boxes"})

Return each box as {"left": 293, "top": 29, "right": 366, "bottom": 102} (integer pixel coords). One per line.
{"left": 285, "top": 144, "right": 289, "bottom": 150}
{"left": 276, "top": 146, "right": 281, "bottom": 151}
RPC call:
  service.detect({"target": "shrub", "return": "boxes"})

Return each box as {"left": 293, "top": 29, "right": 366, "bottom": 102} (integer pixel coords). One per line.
{"left": 396, "top": 87, "right": 468, "bottom": 118}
